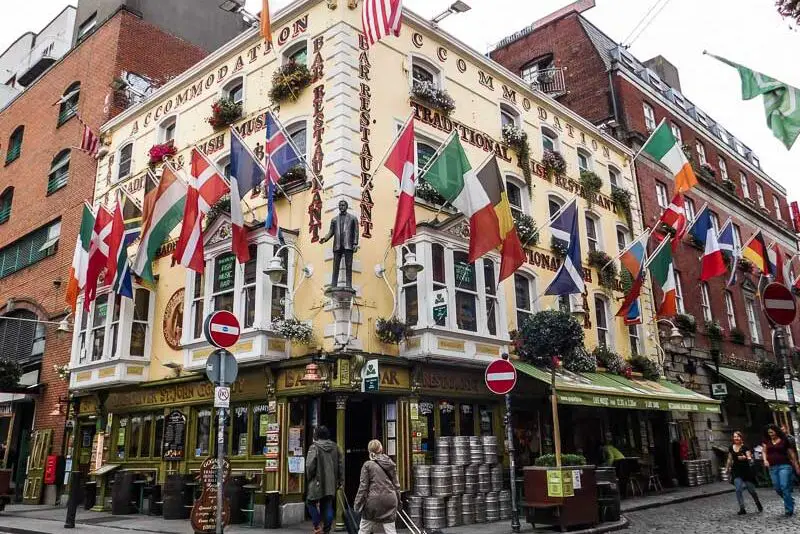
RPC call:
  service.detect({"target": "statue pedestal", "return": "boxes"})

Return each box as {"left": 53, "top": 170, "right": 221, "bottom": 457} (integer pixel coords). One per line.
{"left": 325, "top": 287, "right": 356, "bottom": 349}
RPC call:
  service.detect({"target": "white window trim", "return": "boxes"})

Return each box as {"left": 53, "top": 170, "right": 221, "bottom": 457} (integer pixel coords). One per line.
{"left": 700, "top": 283, "right": 712, "bottom": 323}
{"left": 675, "top": 271, "right": 685, "bottom": 314}
{"left": 282, "top": 39, "right": 309, "bottom": 66}
{"left": 584, "top": 212, "right": 602, "bottom": 252}
{"left": 696, "top": 141, "right": 707, "bottom": 165}
{"left": 684, "top": 197, "right": 696, "bottom": 223}
{"left": 628, "top": 324, "right": 641, "bottom": 356}
{"left": 513, "top": 271, "right": 539, "bottom": 329}
{"left": 594, "top": 294, "right": 614, "bottom": 350}
{"left": 669, "top": 122, "right": 682, "bottom": 144}
{"left": 505, "top": 174, "right": 529, "bottom": 215}
{"left": 774, "top": 196, "right": 783, "bottom": 220}
{"left": 409, "top": 53, "right": 443, "bottom": 91}
{"left": 541, "top": 126, "right": 560, "bottom": 153}
{"left": 577, "top": 148, "right": 593, "bottom": 174}
{"left": 724, "top": 291, "right": 736, "bottom": 330}
{"left": 616, "top": 225, "right": 630, "bottom": 254}
{"left": 756, "top": 184, "right": 766, "bottom": 208}
{"left": 745, "top": 296, "right": 761, "bottom": 345}
{"left": 643, "top": 102, "right": 656, "bottom": 131}
{"left": 655, "top": 182, "right": 669, "bottom": 210}
{"left": 115, "top": 141, "right": 135, "bottom": 183}
{"left": 284, "top": 117, "right": 310, "bottom": 162}
{"left": 500, "top": 103, "right": 521, "bottom": 129}
{"left": 222, "top": 76, "right": 245, "bottom": 106}
{"left": 740, "top": 173, "right": 750, "bottom": 199}
{"left": 718, "top": 158, "right": 728, "bottom": 181}
{"left": 608, "top": 165, "right": 621, "bottom": 187}
{"left": 158, "top": 114, "right": 178, "bottom": 145}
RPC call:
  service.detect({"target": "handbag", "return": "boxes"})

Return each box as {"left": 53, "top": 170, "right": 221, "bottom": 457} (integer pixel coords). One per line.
{"left": 372, "top": 460, "right": 402, "bottom": 512}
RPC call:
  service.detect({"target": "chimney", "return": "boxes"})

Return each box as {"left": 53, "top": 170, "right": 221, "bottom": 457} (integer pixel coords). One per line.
{"left": 643, "top": 55, "right": 681, "bottom": 92}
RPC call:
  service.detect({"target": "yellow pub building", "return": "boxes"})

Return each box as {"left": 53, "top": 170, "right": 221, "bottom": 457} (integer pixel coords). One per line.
{"left": 66, "top": 0, "right": 719, "bottom": 523}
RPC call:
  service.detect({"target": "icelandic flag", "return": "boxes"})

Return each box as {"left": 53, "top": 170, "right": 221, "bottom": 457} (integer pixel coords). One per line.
{"left": 265, "top": 112, "right": 302, "bottom": 236}
{"left": 545, "top": 199, "right": 584, "bottom": 295}
{"left": 230, "top": 130, "right": 265, "bottom": 263}
{"left": 690, "top": 208, "right": 726, "bottom": 280}
{"left": 617, "top": 233, "right": 648, "bottom": 325}
{"left": 717, "top": 219, "right": 739, "bottom": 287}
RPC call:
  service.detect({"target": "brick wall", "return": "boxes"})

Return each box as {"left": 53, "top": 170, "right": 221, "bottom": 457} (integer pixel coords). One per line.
{"left": 0, "top": 10, "right": 208, "bottom": 460}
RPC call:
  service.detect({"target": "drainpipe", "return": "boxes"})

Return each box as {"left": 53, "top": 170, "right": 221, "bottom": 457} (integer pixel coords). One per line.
{"left": 607, "top": 59, "right": 621, "bottom": 129}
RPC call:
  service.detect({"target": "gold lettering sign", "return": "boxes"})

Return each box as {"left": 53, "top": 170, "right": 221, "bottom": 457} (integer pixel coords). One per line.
{"left": 79, "top": 397, "right": 99, "bottom": 415}
{"left": 126, "top": 366, "right": 144, "bottom": 376}
{"left": 76, "top": 371, "right": 92, "bottom": 382}
{"left": 277, "top": 368, "right": 310, "bottom": 392}
{"left": 268, "top": 339, "right": 287, "bottom": 352}
{"left": 476, "top": 344, "right": 499, "bottom": 356}
{"left": 405, "top": 337, "right": 421, "bottom": 350}
{"left": 192, "top": 341, "right": 254, "bottom": 362}
{"left": 99, "top": 367, "right": 116, "bottom": 379}
{"left": 438, "top": 339, "right": 465, "bottom": 352}
{"left": 379, "top": 367, "right": 409, "bottom": 390}
{"left": 422, "top": 369, "right": 488, "bottom": 395}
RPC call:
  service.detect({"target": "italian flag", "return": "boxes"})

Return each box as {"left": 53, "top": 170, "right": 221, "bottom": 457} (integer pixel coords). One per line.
{"left": 133, "top": 165, "right": 187, "bottom": 282}
{"left": 641, "top": 120, "right": 698, "bottom": 193}
{"left": 648, "top": 238, "right": 677, "bottom": 317}
{"left": 423, "top": 135, "right": 501, "bottom": 262}
{"left": 65, "top": 204, "right": 94, "bottom": 311}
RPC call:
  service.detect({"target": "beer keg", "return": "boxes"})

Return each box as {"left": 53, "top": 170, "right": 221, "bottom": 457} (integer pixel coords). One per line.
{"left": 406, "top": 495, "right": 423, "bottom": 526}
{"left": 446, "top": 495, "right": 462, "bottom": 527}
{"left": 423, "top": 497, "right": 446, "bottom": 530}
{"left": 482, "top": 435, "right": 498, "bottom": 464}
{"left": 490, "top": 464, "right": 503, "bottom": 492}
{"left": 478, "top": 464, "right": 492, "bottom": 493}
{"left": 474, "top": 492, "right": 487, "bottom": 523}
{"left": 452, "top": 436, "right": 471, "bottom": 466}
{"left": 435, "top": 437, "right": 452, "bottom": 465}
{"left": 413, "top": 464, "right": 431, "bottom": 496}
{"left": 431, "top": 465, "right": 452, "bottom": 497}
{"left": 464, "top": 464, "right": 479, "bottom": 494}
{"left": 499, "top": 490, "right": 512, "bottom": 520}
{"left": 485, "top": 491, "right": 500, "bottom": 522}
{"left": 461, "top": 493, "right": 475, "bottom": 525}
{"left": 469, "top": 436, "right": 483, "bottom": 464}
{"left": 451, "top": 465, "right": 465, "bottom": 495}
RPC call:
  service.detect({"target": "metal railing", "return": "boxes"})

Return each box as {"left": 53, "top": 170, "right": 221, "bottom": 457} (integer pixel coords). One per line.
{"left": 528, "top": 67, "right": 567, "bottom": 98}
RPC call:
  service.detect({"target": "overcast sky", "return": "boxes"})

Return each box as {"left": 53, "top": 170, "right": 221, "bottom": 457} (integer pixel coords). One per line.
{"left": 3, "top": 1, "right": 798, "bottom": 198}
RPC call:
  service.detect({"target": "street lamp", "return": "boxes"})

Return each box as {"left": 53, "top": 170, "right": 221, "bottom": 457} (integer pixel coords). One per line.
{"left": 218, "top": 0, "right": 260, "bottom": 25}
{"left": 431, "top": 1, "right": 472, "bottom": 23}
{"left": 657, "top": 319, "right": 685, "bottom": 346}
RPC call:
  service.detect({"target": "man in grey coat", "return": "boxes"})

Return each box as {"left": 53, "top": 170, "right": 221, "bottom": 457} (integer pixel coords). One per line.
{"left": 319, "top": 199, "right": 359, "bottom": 289}
{"left": 306, "top": 426, "right": 344, "bottom": 534}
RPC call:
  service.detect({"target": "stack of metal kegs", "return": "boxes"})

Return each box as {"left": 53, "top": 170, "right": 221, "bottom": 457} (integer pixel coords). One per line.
{"left": 411, "top": 435, "right": 507, "bottom": 530}
{"left": 683, "top": 458, "right": 713, "bottom": 487}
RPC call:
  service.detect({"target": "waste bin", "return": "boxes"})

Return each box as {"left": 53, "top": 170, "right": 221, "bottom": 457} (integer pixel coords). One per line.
{"left": 264, "top": 490, "right": 280, "bottom": 529}
{"left": 83, "top": 481, "right": 97, "bottom": 510}
{"left": 162, "top": 474, "right": 191, "bottom": 519}
{"left": 111, "top": 472, "right": 137, "bottom": 515}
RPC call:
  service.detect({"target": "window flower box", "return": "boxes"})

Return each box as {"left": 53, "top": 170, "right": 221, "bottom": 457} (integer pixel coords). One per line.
{"left": 410, "top": 81, "right": 455, "bottom": 116}
{"left": 207, "top": 98, "right": 242, "bottom": 129}
{"left": 268, "top": 60, "right": 312, "bottom": 104}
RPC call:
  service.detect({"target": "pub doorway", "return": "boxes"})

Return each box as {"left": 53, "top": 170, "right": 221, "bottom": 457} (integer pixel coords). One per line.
{"left": 344, "top": 397, "right": 383, "bottom": 501}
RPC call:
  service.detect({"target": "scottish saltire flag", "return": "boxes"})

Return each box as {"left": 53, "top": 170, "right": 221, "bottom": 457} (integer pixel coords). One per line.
{"left": 617, "top": 232, "right": 648, "bottom": 325}
{"left": 264, "top": 112, "right": 302, "bottom": 236}
{"left": 112, "top": 189, "right": 142, "bottom": 298}
{"left": 545, "top": 199, "right": 584, "bottom": 295}
{"left": 717, "top": 219, "right": 739, "bottom": 287}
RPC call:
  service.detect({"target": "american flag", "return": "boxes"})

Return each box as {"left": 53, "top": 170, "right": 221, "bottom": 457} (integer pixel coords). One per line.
{"left": 362, "top": 0, "right": 403, "bottom": 48}
{"left": 80, "top": 123, "right": 100, "bottom": 158}
{"left": 265, "top": 112, "right": 302, "bottom": 236}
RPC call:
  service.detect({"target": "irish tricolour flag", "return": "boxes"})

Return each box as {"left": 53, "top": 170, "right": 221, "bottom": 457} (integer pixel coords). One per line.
{"left": 640, "top": 120, "right": 698, "bottom": 193}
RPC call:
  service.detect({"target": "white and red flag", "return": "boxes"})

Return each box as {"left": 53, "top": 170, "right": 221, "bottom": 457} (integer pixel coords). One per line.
{"left": 362, "top": 0, "right": 403, "bottom": 48}
{"left": 384, "top": 118, "right": 416, "bottom": 247}
{"left": 655, "top": 193, "right": 687, "bottom": 251}
{"left": 79, "top": 123, "right": 100, "bottom": 158}
{"left": 84, "top": 205, "right": 114, "bottom": 310}
{"left": 174, "top": 149, "right": 230, "bottom": 272}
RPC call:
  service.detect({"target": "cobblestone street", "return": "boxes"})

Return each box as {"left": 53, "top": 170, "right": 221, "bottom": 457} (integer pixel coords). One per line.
{"left": 625, "top": 491, "right": 799, "bottom": 533}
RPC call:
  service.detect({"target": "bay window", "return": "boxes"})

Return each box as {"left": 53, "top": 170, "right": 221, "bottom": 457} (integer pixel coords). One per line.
{"left": 453, "top": 251, "right": 478, "bottom": 332}
{"left": 401, "top": 245, "right": 419, "bottom": 327}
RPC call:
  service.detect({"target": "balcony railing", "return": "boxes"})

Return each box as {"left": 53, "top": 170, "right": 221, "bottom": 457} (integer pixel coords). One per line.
{"left": 529, "top": 67, "right": 567, "bottom": 98}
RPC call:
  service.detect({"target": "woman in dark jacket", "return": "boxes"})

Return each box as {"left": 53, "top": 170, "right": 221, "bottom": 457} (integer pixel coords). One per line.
{"left": 354, "top": 440, "right": 400, "bottom": 534}
{"left": 725, "top": 431, "right": 762, "bottom": 515}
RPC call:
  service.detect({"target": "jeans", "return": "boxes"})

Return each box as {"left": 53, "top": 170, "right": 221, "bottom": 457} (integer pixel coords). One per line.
{"left": 733, "top": 477, "right": 758, "bottom": 508}
{"left": 358, "top": 518, "right": 397, "bottom": 534}
{"left": 769, "top": 464, "right": 795, "bottom": 514}
{"left": 307, "top": 496, "right": 335, "bottom": 532}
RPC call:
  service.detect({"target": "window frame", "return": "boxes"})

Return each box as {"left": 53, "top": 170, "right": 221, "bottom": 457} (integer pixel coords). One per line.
{"left": 541, "top": 126, "right": 559, "bottom": 153}
{"left": 594, "top": 295, "right": 612, "bottom": 349}
{"left": 0, "top": 187, "right": 13, "bottom": 224}
{"left": 616, "top": 225, "right": 630, "bottom": 253}
{"left": 5, "top": 126, "right": 24, "bottom": 165}
{"left": 724, "top": 291, "right": 736, "bottom": 330}
{"left": 674, "top": 270, "right": 685, "bottom": 314}
{"left": 58, "top": 82, "right": 81, "bottom": 126}
{"left": 628, "top": 325, "right": 640, "bottom": 356}
{"left": 505, "top": 175, "right": 529, "bottom": 217}
{"left": 755, "top": 183, "right": 766, "bottom": 208}
{"left": 655, "top": 182, "right": 669, "bottom": 211}
{"left": 116, "top": 142, "right": 134, "bottom": 182}
{"left": 773, "top": 196, "right": 783, "bottom": 220}
{"left": 410, "top": 55, "right": 441, "bottom": 91}
{"left": 283, "top": 40, "right": 309, "bottom": 66}
{"left": 718, "top": 157, "right": 728, "bottom": 181}
{"left": 584, "top": 213, "right": 601, "bottom": 253}
{"left": 222, "top": 76, "right": 245, "bottom": 106}
{"left": 642, "top": 102, "right": 656, "bottom": 131}
{"left": 500, "top": 103, "right": 520, "bottom": 130}
{"left": 76, "top": 13, "right": 97, "bottom": 42}
{"left": 284, "top": 119, "right": 309, "bottom": 166}
{"left": 745, "top": 296, "right": 762, "bottom": 345}
{"left": 700, "top": 282, "right": 712, "bottom": 323}
{"left": 684, "top": 197, "right": 696, "bottom": 223}
{"left": 158, "top": 115, "right": 178, "bottom": 145}
{"left": 0, "top": 219, "right": 60, "bottom": 279}
{"left": 608, "top": 166, "right": 620, "bottom": 188}
{"left": 739, "top": 172, "right": 750, "bottom": 199}
{"left": 47, "top": 149, "right": 71, "bottom": 194}
{"left": 514, "top": 273, "right": 537, "bottom": 328}
{"left": 576, "top": 148, "right": 592, "bottom": 173}
{"left": 669, "top": 122, "right": 682, "bottom": 144}
{"left": 695, "top": 141, "right": 707, "bottom": 165}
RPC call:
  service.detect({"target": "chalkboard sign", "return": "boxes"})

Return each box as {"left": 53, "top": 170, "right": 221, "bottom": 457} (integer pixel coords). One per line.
{"left": 162, "top": 410, "right": 186, "bottom": 461}
{"left": 190, "top": 456, "right": 231, "bottom": 533}
{"left": 214, "top": 254, "right": 236, "bottom": 293}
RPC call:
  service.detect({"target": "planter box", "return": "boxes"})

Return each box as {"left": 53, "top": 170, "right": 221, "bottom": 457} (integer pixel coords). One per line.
{"left": 522, "top": 465, "right": 598, "bottom": 530}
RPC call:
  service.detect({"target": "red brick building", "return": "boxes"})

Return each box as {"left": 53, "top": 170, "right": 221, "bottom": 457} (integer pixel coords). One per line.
{"left": 0, "top": 7, "right": 207, "bottom": 504}
{"left": 491, "top": 1, "right": 799, "bottom": 469}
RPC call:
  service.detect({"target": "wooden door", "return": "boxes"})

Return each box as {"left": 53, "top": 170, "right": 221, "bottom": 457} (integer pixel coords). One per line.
{"left": 22, "top": 429, "right": 51, "bottom": 503}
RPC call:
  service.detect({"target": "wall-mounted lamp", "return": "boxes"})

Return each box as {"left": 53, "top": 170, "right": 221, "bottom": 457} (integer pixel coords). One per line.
{"left": 162, "top": 361, "right": 183, "bottom": 377}
{"left": 263, "top": 243, "right": 314, "bottom": 301}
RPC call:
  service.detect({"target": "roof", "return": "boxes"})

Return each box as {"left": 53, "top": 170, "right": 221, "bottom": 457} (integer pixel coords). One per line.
{"left": 577, "top": 16, "right": 617, "bottom": 71}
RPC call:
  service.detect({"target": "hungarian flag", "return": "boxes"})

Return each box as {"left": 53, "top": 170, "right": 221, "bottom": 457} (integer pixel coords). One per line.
{"left": 640, "top": 121, "right": 698, "bottom": 192}
{"left": 655, "top": 193, "right": 687, "bottom": 251}
{"left": 66, "top": 204, "right": 94, "bottom": 311}
{"left": 84, "top": 205, "right": 114, "bottom": 310}
{"left": 649, "top": 238, "right": 677, "bottom": 317}
{"left": 133, "top": 165, "right": 187, "bottom": 282}
{"left": 110, "top": 189, "right": 142, "bottom": 298}
{"left": 689, "top": 208, "right": 726, "bottom": 281}
{"left": 423, "top": 135, "right": 501, "bottom": 263}
{"left": 385, "top": 119, "right": 417, "bottom": 247}
{"left": 230, "top": 131, "right": 264, "bottom": 263}
{"left": 742, "top": 230, "right": 769, "bottom": 273}
{"left": 141, "top": 171, "right": 159, "bottom": 226}
{"left": 617, "top": 231, "right": 648, "bottom": 324}
{"left": 174, "top": 149, "right": 229, "bottom": 272}
{"left": 476, "top": 156, "right": 525, "bottom": 281}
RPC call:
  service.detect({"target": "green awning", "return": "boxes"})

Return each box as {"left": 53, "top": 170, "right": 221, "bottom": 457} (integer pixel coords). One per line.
{"left": 514, "top": 361, "right": 721, "bottom": 414}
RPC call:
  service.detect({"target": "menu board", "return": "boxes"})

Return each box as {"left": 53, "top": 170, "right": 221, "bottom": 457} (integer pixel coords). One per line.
{"left": 214, "top": 254, "right": 236, "bottom": 292}
{"left": 162, "top": 410, "right": 187, "bottom": 461}
{"left": 190, "top": 456, "right": 231, "bottom": 533}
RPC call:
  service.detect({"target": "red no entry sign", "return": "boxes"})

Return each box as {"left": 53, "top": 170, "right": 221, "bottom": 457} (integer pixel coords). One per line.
{"left": 762, "top": 282, "right": 797, "bottom": 326}
{"left": 485, "top": 358, "right": 517, "bottom": 395}
{"left": 204, "top": 311, "right": 241, "bottom": 348}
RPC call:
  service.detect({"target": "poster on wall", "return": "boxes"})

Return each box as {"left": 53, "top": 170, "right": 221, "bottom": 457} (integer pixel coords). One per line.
{"left": 288, "top": 456, "right": 305, "bottom": 474}
{"left": 265, "top": 459, "right": 278, "bottom": 471}
{"left": 162, "top": 410, "right": 187, "bottom": 461}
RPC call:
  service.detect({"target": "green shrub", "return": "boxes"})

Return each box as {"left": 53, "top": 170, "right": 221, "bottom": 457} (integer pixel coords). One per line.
{"left": 534, "top": 453, "right": 587, "bottom": 467}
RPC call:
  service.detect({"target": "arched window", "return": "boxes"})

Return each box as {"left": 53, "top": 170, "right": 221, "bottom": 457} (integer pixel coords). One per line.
{"left": 223, "top": 77, "right": 244, "bottom": 105}
{"left": 0, "top": 187, "right": 12, "bottom": 224}
{"left": 117, "top": 142, "right": 133, "bottom": 181}
{"left": 6, "top": 126, "right": 23, "bottom": 165}
{"left": 216, "top": 154, "right": 231, "bottom": 180}
{"left": 548, "top": 194, "right": 564, "bottom": 219}
{"left": 507, "top": 181, "right": 524, "bottom": 218}
{"left": 411, "top": 57, "right": 439, "bottom": 90}
{"left": 0, "top": 309, "right": 45, "bottom": 364}
{"left": 514, "top": 273, "right": 537, "bottom": 327}
{"left": 285, "top": 120, "right": 308, "bottom": 161}
{"left": 500, "top": 104, "right": 519, "bottom": 129}
{"left": 58, "top": 82, "right": 80, "bottom": 125}
{"left": 594, "top": 295, "right": 611, "bottom": 348}
{"left": 284, "top": 40, "right": 308, "bottom": 65}
{"left": 577, "top": 148, "right": 592, "bottom": 173}
{"left": 616, "top": 225, "right": 629, "bottom": 253}
{"left": 541, "top": 126, "right": 558, "bottom": 153}
{"left": 159, "top": 116, "right": 177, "bottom": 144}
{"left": 47, "top": 149, "right": 71, "bottom": 194}
{"left": 417, "top": 141, "right": 437, "bottom": 173}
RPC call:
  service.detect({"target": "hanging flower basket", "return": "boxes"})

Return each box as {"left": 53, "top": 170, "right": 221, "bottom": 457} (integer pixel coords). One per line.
{"left": 54, "top": 363, "right": 70, "bottom": 382}
{"left": 513, "top": 211, "right": 538, "bottom": 248}
{"left": 269, "top": 60, "right": 313, "bottom": 104}
{"left": 279, "top": 165, "right": 307, "bottom": 187}
{"left": 271, "top": 318, "right": 314, "bottom": 344}
{"left": 411, "top": 81, "right": 456, "bottom": 116}
{"left": 587, "top": 250, "right": 617, "bottom": 290}
{"left": 375, "top": 316, "right": 414, "bottom": 344}
{"left": 611, "top": 186, "right": 633, "bottom": 229}
{"left": 579, "top": 170, "right": 603, "bottom": 209}
{"left": 502, "top": 125, "right": 532, "bottom": 185}
{"left": 541, "top": 149, "right": 566, "bottom": 180}
{"left": 699, "top": 163, "right": 716, "bottom": 179}
{"left": 674, "top": 313, "right": 697, "bottom": 336}
{"left": 207, "top": 97, "right": 243, "bottom": 129}
{"left": 721, "top": 179, "right": 736, "bottom": 194}
{"left": 551, "top": 236, "right": 568, "bottom": 260}
{"left": 148, "top": 142, "right": 177, "bottom": 165}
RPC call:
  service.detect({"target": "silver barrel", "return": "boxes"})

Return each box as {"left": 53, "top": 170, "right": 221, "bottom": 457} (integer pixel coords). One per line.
{"left": 435, "top": 436, "right": 452, "bottom": 465}
{"left": 478, "top": 464, "right": 492, "bottom": 493}
{"left": 446, "top": 495, "right": 462, "bottom": 527}
{"left": 413, "top": 464, "right": 431, "bottom": 496}
{"left": 474, "top": 492, "right": 486, "bottom": 523}
{"left": 461, "top": 493, "right": 475, "bottom": 525}
{"left": 452, "top": 436, "right": 471, "bottom": 466}
{"left": 430, "top": 465, "right": 452, "bottom": 497}
{"left": 485, "top": 491, "right": 499, "bottom": 522}
{"left": 499, "top": 490, "right": 512, "bottom": 520}
{"left": 482, "top": 435, "right": 498, "bottom": 464}
{"left": 451, "top": 465, "right": 465, "bottom": 495}
{"left": 469, "top": 436, "right": 483, "bottom": 464}
{"left": 406, "top": 495, "right": 423, "bottom": 526}
{"left": 464, "top": 464, "right": 479, "bottom": 494}
{"left": 490, "top": 464, "right": 503, "bottom": 492}
{"left": 423, "top": 497, "right": 446, "bottom": 530}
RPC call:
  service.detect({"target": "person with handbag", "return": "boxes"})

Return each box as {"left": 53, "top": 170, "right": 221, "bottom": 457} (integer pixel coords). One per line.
{"left": 354, "top": 440, "right": 401, "bottom": 534}
{"left": 725, "top": 431, "right": 762, "bottom": 515}
{"left": 763, "top": 423, "right": 800, "bottom": 517}
{"left": 306, "top": 426, "right": 344, "bottom": 534}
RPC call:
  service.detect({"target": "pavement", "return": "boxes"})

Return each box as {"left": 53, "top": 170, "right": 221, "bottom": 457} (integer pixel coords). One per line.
{"left": 0, "top": 482, "right": 738, "bottom": 534}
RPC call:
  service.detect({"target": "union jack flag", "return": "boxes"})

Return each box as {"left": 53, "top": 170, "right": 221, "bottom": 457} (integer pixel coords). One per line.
{"left": 265, "top": 112, "right": 302, "bottom": 235}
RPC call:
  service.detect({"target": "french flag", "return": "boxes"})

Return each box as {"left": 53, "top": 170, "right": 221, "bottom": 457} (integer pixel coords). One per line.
{"left": 689, "top": 208, "right": 726, "bottom": 281}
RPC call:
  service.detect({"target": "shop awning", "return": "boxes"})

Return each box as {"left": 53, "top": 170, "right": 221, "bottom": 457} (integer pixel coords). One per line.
{"left": 714, "top": 366, "right": 800, "bottom": 411}
{"left": 514, "top": 361, "right": 721, "bottom": 413}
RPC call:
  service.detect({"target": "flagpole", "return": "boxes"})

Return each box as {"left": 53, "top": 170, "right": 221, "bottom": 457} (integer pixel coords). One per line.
{"left": 417, "top": 131, "right": 458, "bottom": 183}
{"left": 427, "top": 151, "right": 498, "bottom": 222}
{"left": 363, "top": 111, "right": 417, "bottom": 192}
{"left": 521, "top": 194, "right": 580, "bottom": 249}
{"left": 601, "top": 228, "right": 651, "bottom": 272}
{"left": 642, "top": 235, "right": 672, "bottom": 271}
{"left": 632, "top": 118, "right": 667, "bottom": 162}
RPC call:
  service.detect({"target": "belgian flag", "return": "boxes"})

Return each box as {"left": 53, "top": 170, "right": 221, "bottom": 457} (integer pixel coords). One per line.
{"left": 476, "top": 157, "right": 525, "bottom": 281}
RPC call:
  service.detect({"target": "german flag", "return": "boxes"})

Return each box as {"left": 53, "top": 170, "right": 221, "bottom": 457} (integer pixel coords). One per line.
{"left": 742, "top": 230, "right": 769, "bottom": 273}
{"left": 477, "top": 157, "right": 525, "bottom": 281}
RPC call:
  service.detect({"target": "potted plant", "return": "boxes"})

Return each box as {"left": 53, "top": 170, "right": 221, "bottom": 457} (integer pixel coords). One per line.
{"left": 502, "top": 124, "right": 532, "bottom": 185}
{"left": 729, "top": 327, "right": 746, "bottom": 345}
{"left": 148, "top": 142, "right": 177, "bottom": 165}
{"left": 674, "top": 313, "right": 697, "bottom": 337}
{"left": 271, "top": 318, "right": 314, "bottom": 344}
{"left": 410, "top": 81, "right": 456, "bottom": 116}
{"left": 699, "top": 163, "right": 716, "bottom": 179}
{"left": 587, "top": 250, "right": 617, "bottom": 290}
{"left": 207, "top": 97, "right": 243, "bottom": 129}
{"left": 375, "top": 316, "right": 414, "bottom": 344}
{"left": 415, "top": 177, "right": 447, "bottom": 206}
{"left": 592, "top": 346, "right": 631, "bottom": 378}
{"left": 562, "top": 347, "right": 597, "bottom": 373}
{"left": 611, "top": 185, "right": 634, "bottom": 229}
{"left": 541, "top": 149, "right": 566, "bottom": 180}
{"left": 579, "top": 170, "right": 603, "bottom": 209}
{"left": 0, "top": 358, "right": 22, "bottom": 390}
{"left": 514, "top": 310, "right": 585, "bottom": 370}
{"left": 534, "top": 453, "right": 586, "bottom": 467}
{"left": 630, "top": 355, "right": 662, "bottom": 381}
{"left": 513, "top": 211, "right": 538, "bottom": 248}
{"left": 705, "top": 321, "right": 724, "bottom": 348}
{"left": 757, "top": 360, "right": 785, "bottom": 390}
{"left": 268, "top": 60, "right": 313, "bottom": 103}
{"left": 551, "top": 236, "right": 568, "bottom": 260}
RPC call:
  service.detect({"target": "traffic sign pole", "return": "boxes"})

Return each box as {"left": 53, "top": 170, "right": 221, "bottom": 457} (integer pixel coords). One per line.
{"left": 761, "top": 283, "right": 799, "bottom": 438}
{"left": 217, "top": 352, "right": 225, "bottom": 534}
{"left": 774, "top": 325, "right": 799, "bottom": 438}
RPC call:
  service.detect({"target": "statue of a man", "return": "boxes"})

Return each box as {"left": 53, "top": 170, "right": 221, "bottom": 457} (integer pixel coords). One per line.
{"left": 319, "top": 200, "right": 359, "bottom": 289}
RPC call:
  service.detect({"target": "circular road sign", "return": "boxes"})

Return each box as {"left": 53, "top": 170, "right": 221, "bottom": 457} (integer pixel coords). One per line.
{"left": 485, "top": 358, "right": 517, "bottom": 395}
{"left": 204, "top": 311, "right": 241, "bottom": 348}
{"left": 205, "top": 349, "right": 239, "bottom": 386}
{"left": 762, "top": 282, "right": 797, "bottom": 326}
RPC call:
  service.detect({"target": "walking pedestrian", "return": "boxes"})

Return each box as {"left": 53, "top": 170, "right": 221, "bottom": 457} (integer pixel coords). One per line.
{"left": 354, "top": 440, "right": 401, "bottom": 534}
{"left": 306, "top": 426, "right": 344, "bottom": 534}
{"left": 725, "top": 431, "right": 762, "bottom": 515}
{"left": 780, "top": 423, "right": 797, "bottom": 452}
{"left": 762, "top": 423, "right": 800, "bottom": 517}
